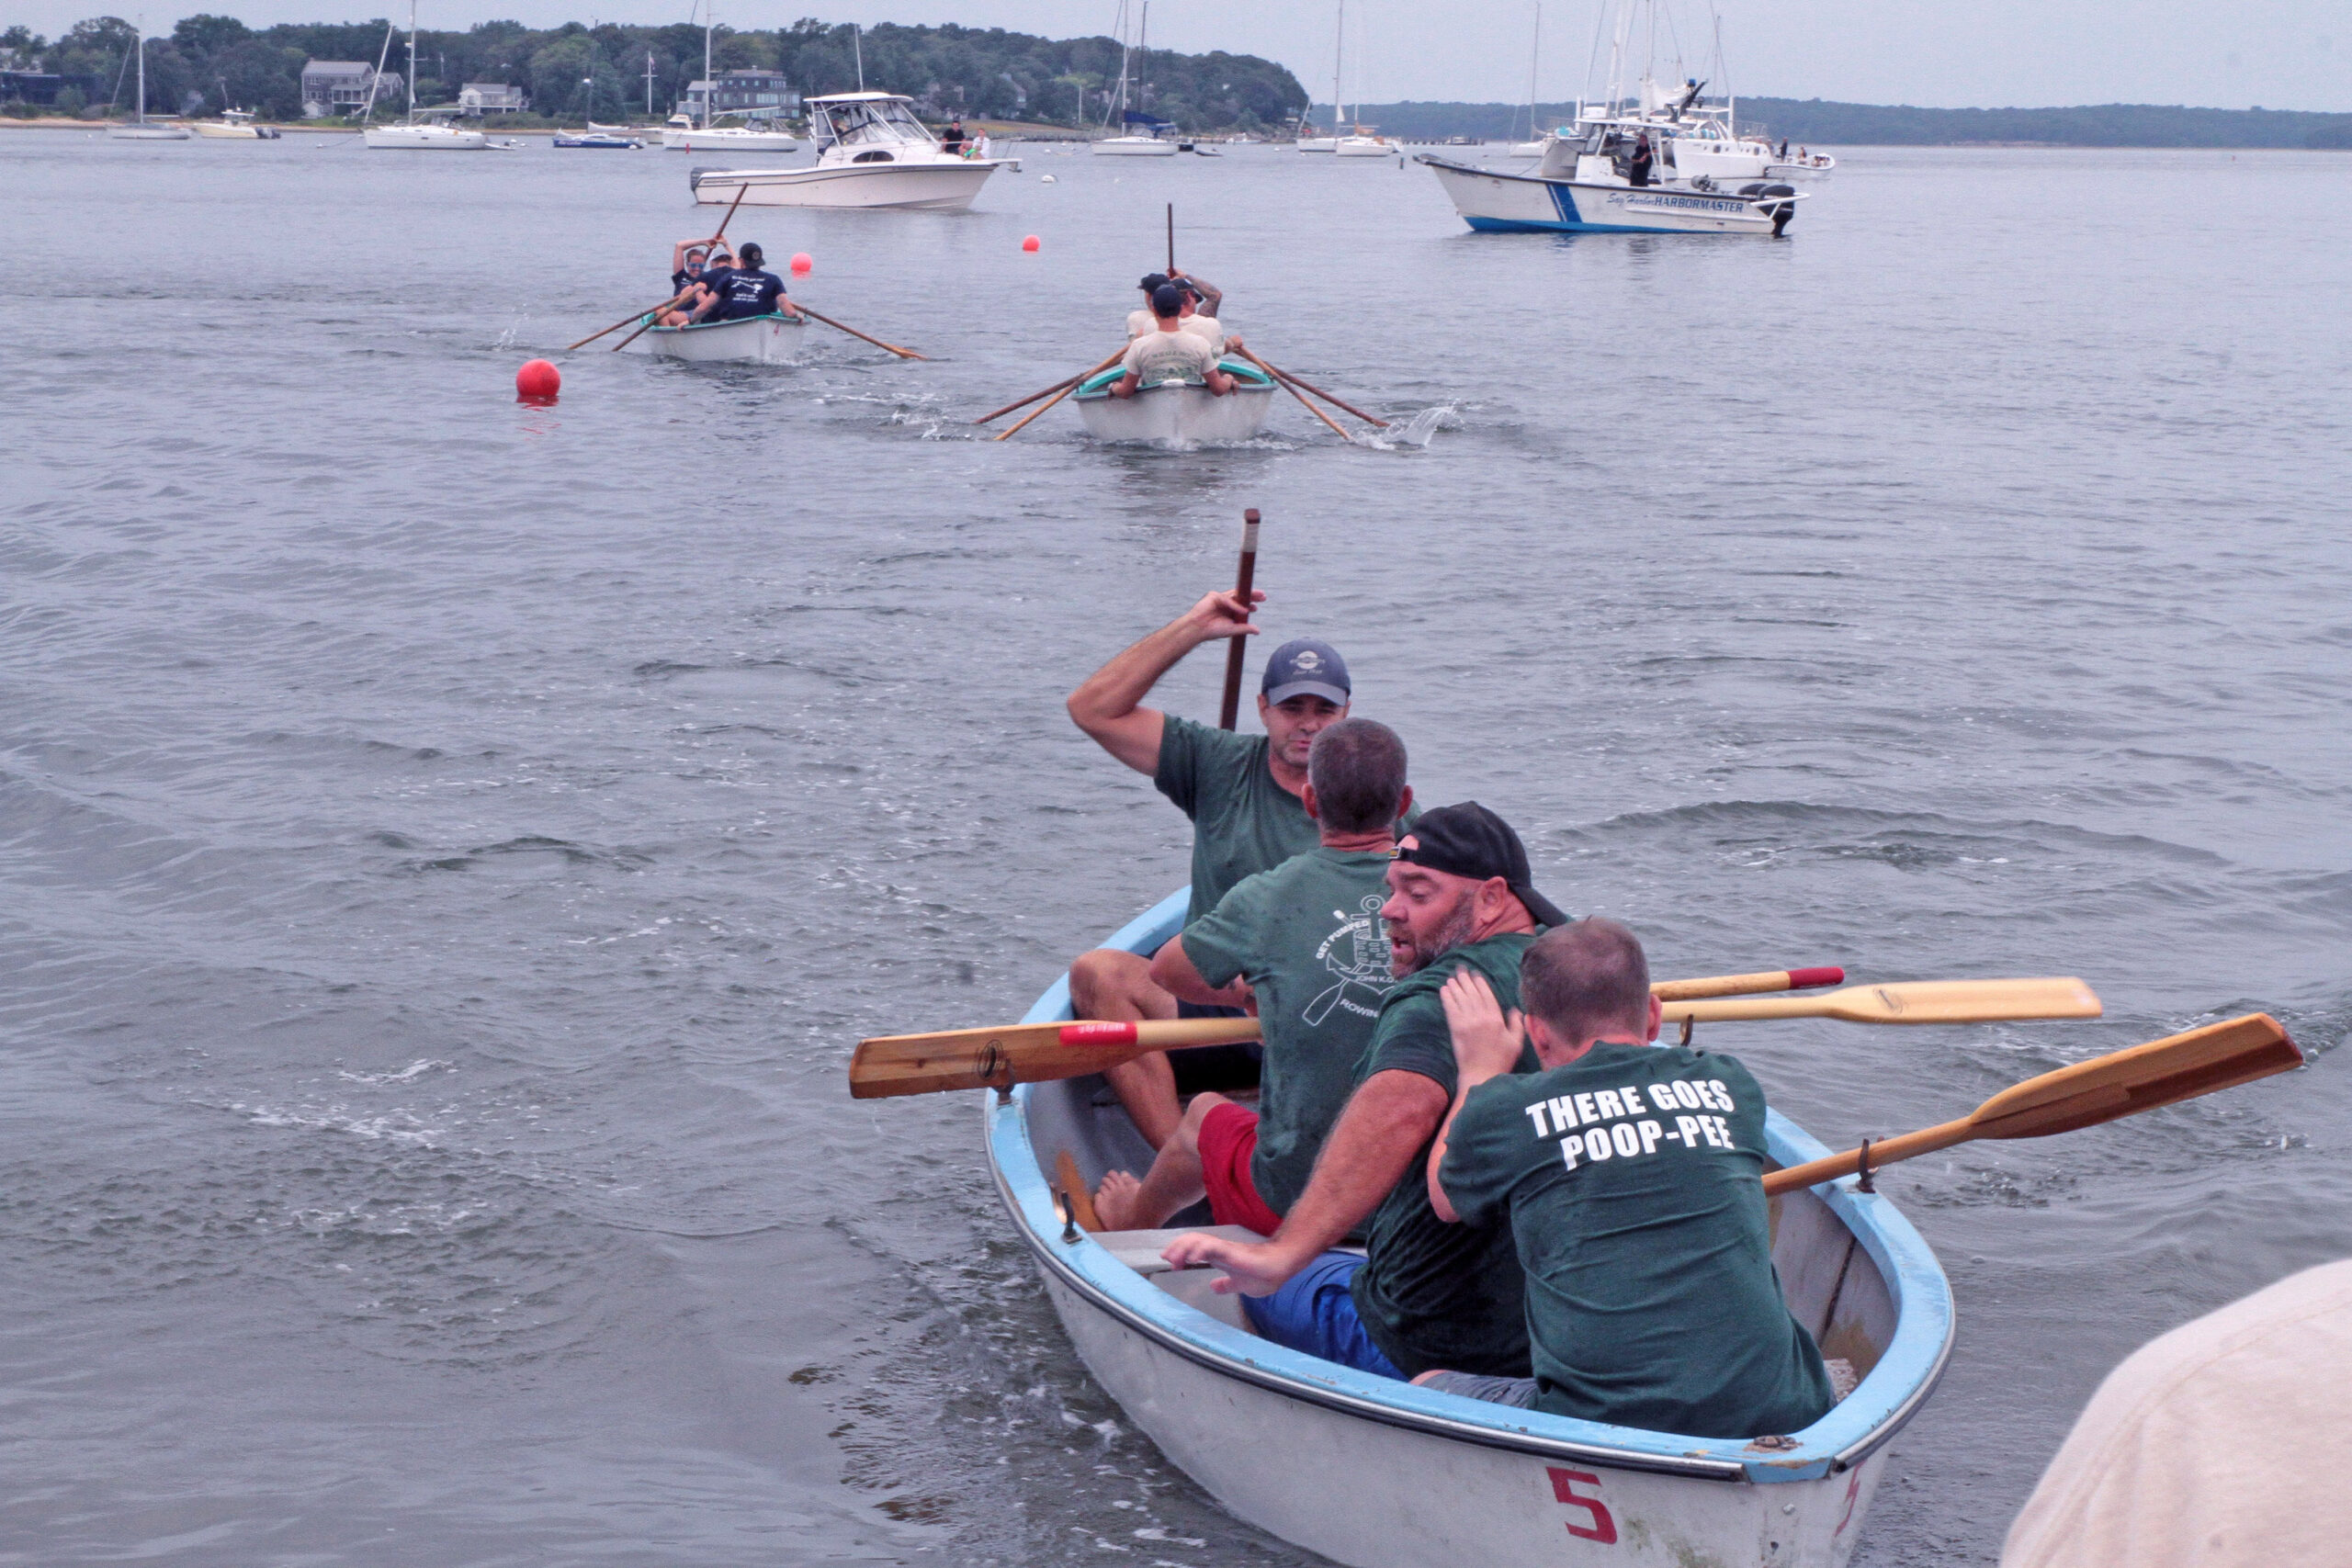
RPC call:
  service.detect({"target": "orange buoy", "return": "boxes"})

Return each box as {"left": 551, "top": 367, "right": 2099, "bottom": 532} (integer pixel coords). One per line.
{"left": 790, "top": 252, "right": 813, "bottom": 275}
{"left": 515, "top": 359, "right": 560, "bottom": 402}
{"left": 1022, "top": 234, "right": 1040, "bottom": 253}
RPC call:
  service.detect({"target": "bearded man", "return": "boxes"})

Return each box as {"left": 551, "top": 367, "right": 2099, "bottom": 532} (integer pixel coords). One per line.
{"left": 1161, "top": 802, "right": 1568, "bottom": 1381}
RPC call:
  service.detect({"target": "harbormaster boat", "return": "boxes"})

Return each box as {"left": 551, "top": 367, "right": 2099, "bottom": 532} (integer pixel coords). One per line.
{"left": 988, "top": 890, "right": 1953, "bottom": 1568}
{"left": 688, "top": 92, "right": 1013, "bottom": 210}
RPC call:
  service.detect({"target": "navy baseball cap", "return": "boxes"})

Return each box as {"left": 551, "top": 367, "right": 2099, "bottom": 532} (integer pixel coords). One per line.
{"left": 1394, "top": 801, "right": 1571, "bottom": 928}
{"left": 1261, "top": 638, "right": 1351, "bottom": 706}
{"left": 1139, "top": 271, "right": 1170, "bottom": 292}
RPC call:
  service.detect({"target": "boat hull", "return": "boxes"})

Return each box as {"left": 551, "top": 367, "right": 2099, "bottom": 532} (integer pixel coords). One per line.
{"left": 1073, "top": 379, "right": 1275, "bottom": 444}
{"left": 662, "top": 127, "right": 800, "bottom": 152}
{"left": 363, "top": 125, "right": 488, "bottom": 150}
{"left": 192, "top": 121, "right": 277, "bottom": 139}
{"left": 108, "top": 124, "right": 189, "bottom": 140}
{"left": 689, "top": 160, "right": 1005, "bottom": 210}
{"left": 641, "top": 313, "right": 807, "bottom": 364}
{"left": 1093, "top": 137, "right": 1179, "bottom": 156}
{"left": 987, "top": 890, "right": 1954, "bottom": 1568}
{"left": 1419, "top": 153, "right": 1799, "bottom": 235}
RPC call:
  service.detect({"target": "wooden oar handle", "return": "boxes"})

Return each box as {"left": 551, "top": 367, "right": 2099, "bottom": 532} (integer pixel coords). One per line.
{"left": 1652, "top": 967, "right": 1840, "bottom": 1002}
{"left": 1217, "top": 509, "right": 1261, "bottom": 730}
{"left": 1062, "top": 1018, "right": 1264, "bottom": 1048}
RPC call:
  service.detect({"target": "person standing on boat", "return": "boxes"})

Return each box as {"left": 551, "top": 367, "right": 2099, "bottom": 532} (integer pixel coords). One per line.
{"left": 1091, "top": 718, "right": 1412, "bottom": 1233}
{"left": 1163, "top": 804, "right": 1569, "bottom": 1383}
{"left": 1065, "top": 604, "right": 1357, "bottom": 1150}
{"left": 1409, "top": 919, "right": 1835, "bottom": 1436}
{"left": 693, "top": 243, "right": 804, "bottom": 323}
{"left": 1628, "top": 131, "right": 1656, "bottom": 186}
{"left": 1111, "top": 286, "right": 1234, "bottom": 398}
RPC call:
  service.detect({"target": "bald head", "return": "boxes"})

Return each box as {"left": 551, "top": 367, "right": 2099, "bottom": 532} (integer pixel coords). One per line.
{"left": 1521, "top": 919, "right": 1651, "bottom": 1043}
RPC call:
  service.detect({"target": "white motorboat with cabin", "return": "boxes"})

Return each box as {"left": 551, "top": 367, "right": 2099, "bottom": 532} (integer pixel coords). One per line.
{"left": 554, "top": 129, "right": 644, "bottom": 149}
{"left": 1070, "top": 361, "right": 1277, "bottom": 444}
{"left": 107, "top": 26, "right": 188, "bottom": 141}
{"left": 363, "top": 3, "right": 486, "bottom": 150}
{"left": 191, "top": 107, "right": 279, "bottom": 139}
{"left": 688, "top": 92, "right": 1013, "bottom": 210}
{"left": 988, "top": 890, "right": 1955, "bottom": 1568}
{"left": 639, "top": 311, "right": 807, "bottom": 365}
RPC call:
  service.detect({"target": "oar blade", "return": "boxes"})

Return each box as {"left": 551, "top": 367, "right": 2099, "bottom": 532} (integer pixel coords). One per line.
{"left": 1969, "top": 1013, "right": 2302, "bottom": 1141}
{"left": 848, "top": 1021, "right": 1069, "bottom": 1100}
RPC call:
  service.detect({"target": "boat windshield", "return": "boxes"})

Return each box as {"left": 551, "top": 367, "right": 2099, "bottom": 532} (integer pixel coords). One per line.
{"left": 816, "top": 98, "right": 935, "bottom": 149}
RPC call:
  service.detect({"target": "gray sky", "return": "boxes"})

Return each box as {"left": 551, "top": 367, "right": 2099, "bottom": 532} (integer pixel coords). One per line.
{"left": 17, "top": 0, "right": 2346, "bottom": 112}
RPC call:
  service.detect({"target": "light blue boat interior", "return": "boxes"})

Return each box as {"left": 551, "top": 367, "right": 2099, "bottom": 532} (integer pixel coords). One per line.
{"left": 986, "top": 888, "right": 1956, "bottom": 1483}
{"left": 1074, "top": 359, "right": 1275, "bottom": 398}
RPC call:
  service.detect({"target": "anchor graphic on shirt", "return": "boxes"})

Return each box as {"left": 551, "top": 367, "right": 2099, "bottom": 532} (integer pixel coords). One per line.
{"left": 1304, "top": 895, "right": 1396, "bottom": 1027}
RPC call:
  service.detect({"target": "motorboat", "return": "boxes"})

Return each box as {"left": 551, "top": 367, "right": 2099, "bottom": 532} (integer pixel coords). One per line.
{"left": 107, "top": 27, "right": 188, "bottom": 141}
{"left": 1770, "top": 148, "right": 1838, "bottom": 180}
{"left": 639, "top": 312, "right": 807, "bottom": 365}
{"left": 363, "top": 1, "right": 486, "bottom": 150}
{"left": 688, "top": 92, "right": 1013, "bottom": 210}
{"left": 554, "top": 130, "right": 644, "bottom": 148}
{"left": 988, "top": 889, "right": 1955, "bottom": 1568}
{"left": 191, "top": 107, "right": 279, "bottom": 139}
{"left": 1070, "top": 360, "right": 1278, "bottom": 444}
{"left": 661, "top": 115, "right": 801, "bottom": 152}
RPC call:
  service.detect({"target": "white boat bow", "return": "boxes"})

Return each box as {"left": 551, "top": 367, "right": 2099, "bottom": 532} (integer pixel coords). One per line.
{"left": 688, "top": 92, "right": 1010, "bottom": 209}
{"left": 639, "top": 311, "right": 808, "bottom": 365}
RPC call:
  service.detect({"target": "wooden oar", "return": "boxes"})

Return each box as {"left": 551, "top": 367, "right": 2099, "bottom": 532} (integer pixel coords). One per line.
{"left": 848, "top": 966, "right": 1846, "bottom": 1100}
{"left": 1762, "top": 1012, "right": 2302, "bottom": 1197}
{"left": 572, "top": 187, "right": 745, "bottom": 351}
{"left": 1216, "top": 508, "right": 1261, "bottom": 730}
{"left": 1664, "top": 976, "right": 2101, "bottom": 1025}
{"left": 994, "top": 347, "right": 1127, "bottom": 441}
{"left": 796, "top": 305, "right": 927, "bottom": 360}
{"left": 975, "top": 372, "right": 1088, "bottom": 425}
{"left": 1250, "top": 356, "right": 1392, "bottom": 429}
{"left": 1231, "top": 346, "right": 1352, "bottom": 443}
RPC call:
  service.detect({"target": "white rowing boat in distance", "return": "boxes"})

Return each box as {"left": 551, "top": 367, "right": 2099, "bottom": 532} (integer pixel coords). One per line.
{"left": 1071, "top": 361, "right": 1278, "bottom": 444}
{"left": 988, "top": 889, "right": 1956, "bottom": 1567}
{"left": 639, "top": 312, "right": 807, "bottom": 365}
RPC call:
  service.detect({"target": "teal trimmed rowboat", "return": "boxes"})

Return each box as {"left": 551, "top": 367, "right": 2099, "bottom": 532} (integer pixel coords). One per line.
{"left": 1071, "top": 359, "right": 1278, "bottom": 444}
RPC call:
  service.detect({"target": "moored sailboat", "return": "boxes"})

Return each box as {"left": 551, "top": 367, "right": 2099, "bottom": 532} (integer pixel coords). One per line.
{"left": 107, "top": 23, "right": 189, "bottom": 141}
{"left": 363, "top": 0, "right": 487, "bottom": 149}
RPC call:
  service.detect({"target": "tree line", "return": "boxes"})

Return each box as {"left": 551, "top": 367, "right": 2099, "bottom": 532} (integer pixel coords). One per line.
{"left": 1322, "top": 96, "right": 2352, "bottom": 150}
{"left": 0, "top": 14, "right": 1309, "bottom": 130}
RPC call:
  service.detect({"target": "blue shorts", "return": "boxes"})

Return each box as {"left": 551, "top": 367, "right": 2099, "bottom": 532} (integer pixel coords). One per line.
{"left": 1240, "top": 1251, "right": 1404, "bottom": 1380}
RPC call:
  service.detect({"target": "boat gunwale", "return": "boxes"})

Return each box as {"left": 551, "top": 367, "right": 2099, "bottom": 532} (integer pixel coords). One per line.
{"left": 645, "top": 312, "right": 808, "bottom": 335}
{"left": 985, "top": 887, "right": 1955, "bottom": 1485}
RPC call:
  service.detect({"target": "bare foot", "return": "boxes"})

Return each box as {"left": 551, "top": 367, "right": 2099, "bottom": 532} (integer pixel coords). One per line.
{"left": 1094, "top": 1169, "right": 1148, "bottom": 1232}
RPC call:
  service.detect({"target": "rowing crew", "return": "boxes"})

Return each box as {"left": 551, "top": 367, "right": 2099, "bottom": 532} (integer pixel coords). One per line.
{"left": 1065, "top": 588, "right": 1836, "bottom": 1438}
{"left": 1112, "top": 268, "right": 1247, "bottom": 400}
{"left": 657, "top": 237, "right": 806, "bottom": 328}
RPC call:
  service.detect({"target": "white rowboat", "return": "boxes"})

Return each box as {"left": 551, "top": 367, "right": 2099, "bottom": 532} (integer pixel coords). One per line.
{"left": 988, "top": 890, "right": 1955, "bottom": 1567}
{"left": 1071, "top": 362, "right": 1278, "bottom": 444}
{"left": 640, "top": 312, "right": 807, "bottom": 365}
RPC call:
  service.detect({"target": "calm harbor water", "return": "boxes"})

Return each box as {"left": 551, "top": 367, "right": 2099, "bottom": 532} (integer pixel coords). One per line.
{"left": 3, "top": 132, "right": 2348, "bottom": 1566}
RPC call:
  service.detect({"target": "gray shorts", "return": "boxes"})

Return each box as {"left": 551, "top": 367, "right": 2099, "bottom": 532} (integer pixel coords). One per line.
{"left": 1419, "top": 1371, "right": 1537, "bottom": 1408}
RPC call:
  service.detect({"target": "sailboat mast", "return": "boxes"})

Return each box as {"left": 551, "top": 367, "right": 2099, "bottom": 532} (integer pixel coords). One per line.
{"left": 134, "top": 19, "right": 145, "bottom": 122}
{"left": 405, "top": 0, "right": 416, "bottom": 122}
{"left": 1330, "top": 0, "right": 1343, "bottom": 132}
{"left": 1527, "top": 3, "right": 1541, "bottom": 141}
{"left": 701, "top": 3, "right": 712, "bottom": 129}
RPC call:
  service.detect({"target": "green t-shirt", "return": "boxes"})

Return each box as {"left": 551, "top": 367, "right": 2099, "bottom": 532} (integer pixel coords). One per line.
{"left": 1180, "top": 847, "right": 1399, "bottom": 1216}
{"left": 1347, "top": 931, "right": 1544, "bottom": 1380}
{"left": 1440, "top": 1043, "right": 1835, "bottom": 1438}
{"left": 1152, "top": 716, "right": 1320, "bottom": 923}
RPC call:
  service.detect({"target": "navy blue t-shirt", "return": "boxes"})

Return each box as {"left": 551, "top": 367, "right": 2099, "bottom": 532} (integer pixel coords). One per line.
{"left": 671, "top": 266, "right": 703, "bottom": 296}
{"left": 709, "top": 266, "right": 785, "bottom": 321}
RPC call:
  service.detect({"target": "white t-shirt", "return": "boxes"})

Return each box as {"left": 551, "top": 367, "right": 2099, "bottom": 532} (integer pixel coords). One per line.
{"left": 1179, "top": 314, "right": 1227, "bottom": 354}
{"left": 2002, "top": 1259, "right": 2352, "bottom": 1568}
{"left": 1125, "top": 307, "right": 1158, "bottom": 340}
{"left": 1121, "top": 328, "right": 1219, "bottom": 385}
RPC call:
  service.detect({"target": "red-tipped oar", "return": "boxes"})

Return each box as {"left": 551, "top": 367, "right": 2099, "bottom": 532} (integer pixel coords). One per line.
{"left": 1664, "top": 976, "right": 2100, "bottom": 1026}
{"left": 847, "top": 965, "right": 1846, "bottom": 1100}
{"left": 1763, "top": 1012, "right": 2302, "bottom": 1197}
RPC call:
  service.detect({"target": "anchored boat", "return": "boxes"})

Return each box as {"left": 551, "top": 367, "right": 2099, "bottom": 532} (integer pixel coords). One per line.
{"left": 1419, "top": 141, "right": 1801, "bottom": 236}
{"left": 1071, "top": 362, "right": 1278, "bottom": 444}
{"left": 639, "top": 312, "right": 807, "bottom": 365}
{"left": 988, "top": 890, "right": 1954, "bottom": 1567}
{"left": 689, "top": 92, "right": 1013, "bottom": 210}
{"left": 191, "top": 107, "right": 280, "bottom": 139}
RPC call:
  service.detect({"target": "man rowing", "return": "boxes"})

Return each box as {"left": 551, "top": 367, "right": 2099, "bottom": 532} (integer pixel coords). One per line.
{"left": 1093, "top": 718, "right": 1412, "bottom": 1232}
{"left": 1111, "top": 285, "right": 1234, "bottom": 399}
{"left": 1171, "top": 277, "right": 1242, "bottom": 357}
{"left": 1163, "top": 804, "right": 1569, "bottom": 1382}
{"left": 1126, "top": 267, "right": 1224, "bottom": 340}
{"left": 693, "top": 243, "right": 804, "bottom": 323}
{"left": 1414, "top": 919, "right": 1836, "bottom": 1438}
{"left": 1065, "top": 592, "right": 1356, "bottom": 1149}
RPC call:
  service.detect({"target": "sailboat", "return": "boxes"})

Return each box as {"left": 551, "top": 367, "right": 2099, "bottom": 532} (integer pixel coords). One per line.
{"left": 661, "top": 1, "right": 798, "bottom": 152}
{"left": 1296, "top": 1, "right": 1340, "bottom": 152}
{"left": 108, "top": 21, "right": 189, "bottom": 141}
{"left": 1092, "top": 0, "right": 1178, "bottom": 155}
{"left": 363, "top": 0, "right": 487, "bottom": 149}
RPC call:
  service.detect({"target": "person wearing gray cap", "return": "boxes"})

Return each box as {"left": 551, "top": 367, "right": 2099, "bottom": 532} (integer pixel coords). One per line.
{"left": 1162, "top": 801, "right": 1570, "bottom": 1384}
{"left": 1065, "top": 589, "right": 1358, "bottom": 1149}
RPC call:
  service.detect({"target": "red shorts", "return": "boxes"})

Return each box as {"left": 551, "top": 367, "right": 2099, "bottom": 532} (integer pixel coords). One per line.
{"left": 1196, "top": 1100, "right": 1283, "bottom": 1236}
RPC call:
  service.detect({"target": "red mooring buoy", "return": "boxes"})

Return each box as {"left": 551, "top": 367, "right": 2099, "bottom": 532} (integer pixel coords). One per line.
{"left": 790, "top": 252, "right": 813, "bottom": 275}
{"left": 1022, "top": 234, "right": 1041, "bottom": 253}
{"left": 515, "top": 359, "right": 560, "bottom": 403}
